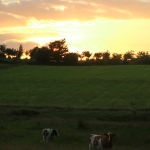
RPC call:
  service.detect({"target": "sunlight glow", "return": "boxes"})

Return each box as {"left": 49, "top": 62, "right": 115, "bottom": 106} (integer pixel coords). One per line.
{"left": 51, "top": 5, "right": 67, "bottom": 11}
{"left": 27, "top": 37, "right": 55, "bottom": 47}
{"left": 1, "top": 17, "right": 150, "bottom": 55}
{"left": 1, "top": 0, "right": 150, "bottom": 55}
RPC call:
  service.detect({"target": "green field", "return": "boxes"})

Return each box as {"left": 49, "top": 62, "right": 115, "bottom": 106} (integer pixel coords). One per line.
{"left": 0, "top": 65, "right": 150, "bottom": 150}
{"left": 0, "top": 65, "right": 150, "bottom": 109}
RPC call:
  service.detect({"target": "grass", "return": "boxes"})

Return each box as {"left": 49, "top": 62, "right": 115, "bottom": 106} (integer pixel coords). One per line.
{"left": 0, "top": 106, "right": 150, "bottom": 150}
{"left": 0, "top": 65, "right": 150, "bottom": 149}
{"left": 0, "top": 65, "right": 150, "bottom": 109}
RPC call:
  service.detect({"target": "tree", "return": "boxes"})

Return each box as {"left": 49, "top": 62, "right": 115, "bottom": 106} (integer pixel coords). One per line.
{"left": 102, "top": 50, "right": 110, "bottom": 60}
{"left": 136, "top": 51, "right": 150, "bottom": 64}
{"left": 0, "top": 45, "right": 6, "bottom": 59}
{"left": 112, "top": 53, "right": 122, "bottom": 60}
{"left": 0, "top": 45, "right": 19, "bottom": 59}
{"left": 16, "top": 44, "right": 23, "bottom": 59}
{"left": 77, "top": 53, "right": 84, "bottom": 61}
{"left": 36, "top": 46, "right": 51, "bottom": 63}
{"left": 64, "top": 53, "right": 78, "bottom": 65}
{"left": 94, "top": 52, "right": 103, "bottom": 60}
{"left": 29, "top": 46, "right": 51, "bottom": 63}
{"left": 0, "top": 52, "right": 6, "bottom": 59}
{"left": 136, "top": 51, "right": 149, "bottom": 59}
{"left": 25, "top": 50, "right": 29, "bottom": 59}
{"left": 5, "top": 48, "right": 17, "bottom": 58}
{"left": 123, "top": 50, "right": 134, "bottom": 61}
{"left": 123, "top": 50, "right": 135, "bottom": 64}
{"left": 0, "top": 44, "right": 6, "bottom": 53}
{"left": 82, "top": 51, "right": 92, "bottom": 60}
{"left": 30, "top": 46, "right": 38, "bottom": 60}
{"left": 102, "top": 50, "right": 110, "bottom": 64}
{"left": 111, "top": 53, "right": 122, "bottom": 65}
{"left": 48, "top": 38, "right": 69, "bottom": 63}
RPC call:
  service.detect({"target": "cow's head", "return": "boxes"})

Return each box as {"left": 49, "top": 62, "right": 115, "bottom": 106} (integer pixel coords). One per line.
{"left": 104, "top": 132, "right": 116, "bottom": 148}
{"left": 51, "top": 129, "right": 60, "bottom": 137}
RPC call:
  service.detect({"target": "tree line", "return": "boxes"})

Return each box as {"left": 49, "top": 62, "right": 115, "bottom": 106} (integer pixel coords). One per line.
{"left": 0, "top": 44, "right": 23, "bottom": 59}
{"left": 1, "top": 38, "right": 150, "bottom": 65}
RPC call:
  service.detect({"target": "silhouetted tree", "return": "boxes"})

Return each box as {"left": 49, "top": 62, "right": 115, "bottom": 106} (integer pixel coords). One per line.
{"left": 77, "top": 53, "right": 84, "bottom": 61}
{"left": 136, "top": 51, "right": 150, "bottom": 64}
{"left": 93, "top": 52, "right": 103, "bottom": 65}
{"left": 102, "top": 50, "right": 110, "bottom": 64}
{"left": 30, "top": 46, "right": 38, "bottom": 60}
{"left": 102, "top": 50, "right": 110, "bottom": 60}
{"left": 48, "top": 38, "right": 69, "bottom": 63}
{"left": 0, "top": 44, "right": 6, "bottom": 53}
{"left": 5, "top": 48, "right": 17, "bottom": 58}
{"left": 111, "top": 53, "right": 122, "bottom": 65}
{"left": 29, "top": 46, "right": 51, "bottom": 63}
{"left": 25, "top": 50, "right": 29, "bottom": 59}
{"left": 0, "top": 52, "right": 5, "bottom": 59}
{"left": 16, "top": 44, "right": 23, "bottom": 59}
{"left": 64, "top": 53, "right": 78, "bottom": 65}
{"left": 36, "top": 46, "right": 51, "bottom": 63}
{"left": 82, "top": 51, "right": 92, "bottom": 60}
{"left": 0, "top": 45, "right": 21, "bottom": 60}
{"left": 0, "top": 45, "right": 6, "bottom": 59}
{"left": 136, "top": 51, "right": 149, "bottom": 59}
{"left": 94, "top": 52, "right": 103, "bottom": 60}
{"left": 123, "top": 50, "right": 135, "bottom": 64}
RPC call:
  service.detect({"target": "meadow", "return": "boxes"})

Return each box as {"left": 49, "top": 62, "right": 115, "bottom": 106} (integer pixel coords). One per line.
{"left": 0, "top": 65, "right": 150, "bottom": 109}
{"left": 0, "top": 65, "right": 150, "bottom": 150}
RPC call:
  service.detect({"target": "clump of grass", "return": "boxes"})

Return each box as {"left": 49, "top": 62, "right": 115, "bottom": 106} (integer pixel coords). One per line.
{"left": 77, "top": 120, "right": 88, "bottom": 130}
{"left": 11, "top": 109, "right": 40, "bottom": 116}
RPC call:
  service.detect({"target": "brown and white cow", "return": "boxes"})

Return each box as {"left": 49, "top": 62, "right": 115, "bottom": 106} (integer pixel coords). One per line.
{"left": 89, "top": 132, "right": 116, "bottom": 150}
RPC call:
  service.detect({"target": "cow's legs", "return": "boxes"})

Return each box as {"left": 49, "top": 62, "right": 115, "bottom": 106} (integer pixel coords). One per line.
{"left": 46, "top": 136, "right": 49, "bottom": 143}
{"left": 89, "top": 143, "right": 93, "bottom": 150}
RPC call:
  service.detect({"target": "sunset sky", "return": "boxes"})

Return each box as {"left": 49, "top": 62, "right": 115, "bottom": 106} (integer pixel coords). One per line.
{"left": 1, "top": 0, "right": 150, "bottom": 56}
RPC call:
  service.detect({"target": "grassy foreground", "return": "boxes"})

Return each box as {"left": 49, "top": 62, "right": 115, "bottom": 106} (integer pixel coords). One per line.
{"left": 0, "top": 65, "right": 150, "bottom": 149}
{"left": 0, "top": 105, "right": 150, "bottom": 150}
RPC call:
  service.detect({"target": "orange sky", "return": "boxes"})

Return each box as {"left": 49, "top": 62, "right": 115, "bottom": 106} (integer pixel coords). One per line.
{"left": 1, "top": 0, "right": 150, "bottom": 56}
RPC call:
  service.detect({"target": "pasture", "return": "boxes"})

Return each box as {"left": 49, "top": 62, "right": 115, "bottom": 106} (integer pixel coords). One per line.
{"left": 0, "top": 65, "right": 150, "bottom": 109}
{"left": 0, "top": 65, "right": 150, "bottom": 149}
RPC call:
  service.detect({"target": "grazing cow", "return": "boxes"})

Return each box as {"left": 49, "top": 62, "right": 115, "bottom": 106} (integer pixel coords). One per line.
{"left": 89, "top": 132, "right": 116, "bottom": 150}
{"left": 40, "top": 128, "right": 60, "bottom": 143}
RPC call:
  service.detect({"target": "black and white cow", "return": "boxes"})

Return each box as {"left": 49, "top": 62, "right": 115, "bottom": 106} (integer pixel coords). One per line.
{"left": 41, "top": 128, "right": 60, "bottom": 143}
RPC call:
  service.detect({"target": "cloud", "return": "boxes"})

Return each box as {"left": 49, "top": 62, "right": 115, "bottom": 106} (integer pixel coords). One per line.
{"left": 0, "top": 39, "right": 39, "bottom": 50}
{"left": 0, "top": 0, "right": 150, "bottom": 22}
{"left": 0, "top": 33, "right": 25, "bottom": 41}
{"left": 0, "top": 12, "right": 27, "bottom": 27}
{"left": 0, "top": 32, "right": 38, "bottom": 50}
{"left": 1, "top": 0, "right": 150, "bottom": 52}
